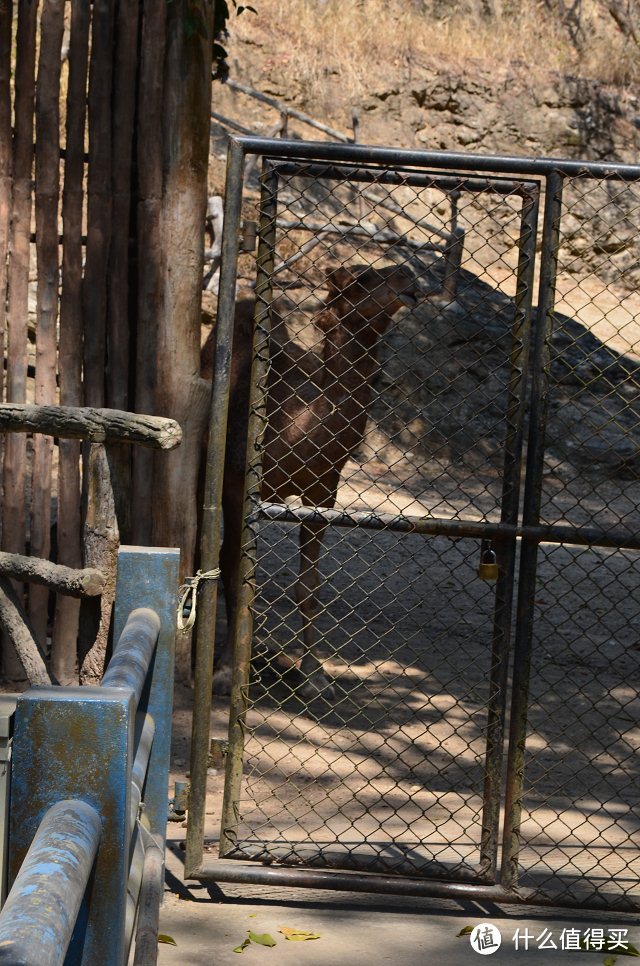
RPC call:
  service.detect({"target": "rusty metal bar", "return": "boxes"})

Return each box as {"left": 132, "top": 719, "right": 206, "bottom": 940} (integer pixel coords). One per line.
{"left": 257, "top": 500, "right": 640, "bottom": 551}
{"left": 185, "top": 138, "right": 246, "bottom": 878}
{"left": 219, "top": 158, "right": 279, "bottom": 858}
{"left": 479, "top": 182, "right": 540, "bottom": 878}
{"left": 500, "top": 170, "right": 565, "bottom": 894}
{"left": 272, "top": 159, "right": 539, "bottom": 195}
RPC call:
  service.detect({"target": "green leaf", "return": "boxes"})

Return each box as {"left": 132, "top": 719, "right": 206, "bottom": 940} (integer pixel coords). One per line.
{"left": 158, "top": 934, "right": 177, "bottom": 946}
{"left": 603, "top": 958, "right": 617, "bottom": 966}
{"left": 248, "top": 931, "right": 277, "bottom": 948}
{"left": 456, "top": 926, "right": 474, "bottom": 937}
{"left": 233, "top": 938, "right": 251, "bottom": 954}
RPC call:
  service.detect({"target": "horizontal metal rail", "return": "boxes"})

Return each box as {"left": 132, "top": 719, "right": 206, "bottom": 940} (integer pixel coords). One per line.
{"left": 233, "top": 136, "right": 640, "bottom": 181}
{"left": 0, "top": 800, "right": 101, "bottom": 966}
{"left": 258, "top": 501, "right": 640, "bottom": 551}
{"left": 273, "top": 159, "right": 540, "bottom": 196}
{"left": 132, "top": 834, "right": 165, "bottom": 966}
{"left": 101, "top": 607, "right": 161, "bottom": 707}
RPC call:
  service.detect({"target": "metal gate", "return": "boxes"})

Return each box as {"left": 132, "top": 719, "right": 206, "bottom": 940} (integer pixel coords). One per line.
{"left": 187, "top": 138, "right": 640, "bottom": 912}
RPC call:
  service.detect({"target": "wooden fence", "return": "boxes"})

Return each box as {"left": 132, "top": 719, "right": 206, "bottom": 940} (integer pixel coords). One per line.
{"left": 0, "top": 0, "right": 214, "bottom": 684}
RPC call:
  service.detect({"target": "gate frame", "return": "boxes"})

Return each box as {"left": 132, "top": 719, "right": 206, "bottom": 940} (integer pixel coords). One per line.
{"left": 188, "top": 136, "right": 640, "bottom": 909}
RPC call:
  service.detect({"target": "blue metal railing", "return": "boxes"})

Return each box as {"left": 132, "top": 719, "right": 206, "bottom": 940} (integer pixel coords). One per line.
{"left": 0, "top": 546, "right": 180, "bottom": 966}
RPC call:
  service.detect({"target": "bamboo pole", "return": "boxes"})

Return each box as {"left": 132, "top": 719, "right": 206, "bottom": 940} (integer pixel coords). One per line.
{"left": 132, "top": 0, "right": 166, "bottom": 546}
{"left": 54, "top": 0, "right": 90, "bottom": 684}
{"left": 2, "top": 0, "right": 39, "bottom": 680}
{"left": 107, "top": 0, "right": 140, "bottom": 543}
{"left": 30, "top": 0, "right": 65, "bottom": 647}
{"left": 82, "top": 0, "right": 114, "bottom": 409}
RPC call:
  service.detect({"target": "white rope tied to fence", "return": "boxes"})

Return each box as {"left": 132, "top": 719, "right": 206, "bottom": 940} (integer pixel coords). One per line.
{"left": 177, "top": 569, "right": 221, "bottom": 632}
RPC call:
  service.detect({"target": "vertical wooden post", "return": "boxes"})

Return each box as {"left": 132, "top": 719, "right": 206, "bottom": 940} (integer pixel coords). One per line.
{"left": 107, "top": 0, "right": 141, "bottom": 544}
{"left": 30, "top": 0, "right": 65, "bottom": 648}
{"left": 132, "top": 0, "right": 166, "bottom": 547}
{"left": 0, "top": 0, "right": 12, "bottom": 414}
{"left": 2, "top": 0, "right": 39, "bottom": 680}
{"left": 78, "top": 443, "right": 119, "bottom": 685}
{"left": 53, "top": 0, "right": 91, "bottom": 684}
{"left": 82, "top": 0, "right": 114, "bottom": 409}
{"left": 152, "top": 0, "right": 213, "bottom": 678}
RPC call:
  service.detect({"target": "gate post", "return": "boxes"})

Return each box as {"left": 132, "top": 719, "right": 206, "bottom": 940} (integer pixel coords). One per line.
{"left": 9, "top": 686, "right": 135, "bottom": 964}
{"left": 113, "top": 545, "right": 180, "bottom": 844}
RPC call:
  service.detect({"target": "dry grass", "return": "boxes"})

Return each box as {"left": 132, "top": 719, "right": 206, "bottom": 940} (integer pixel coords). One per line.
{"left": 229, "top": 0, "right": 640, "bottom": 99}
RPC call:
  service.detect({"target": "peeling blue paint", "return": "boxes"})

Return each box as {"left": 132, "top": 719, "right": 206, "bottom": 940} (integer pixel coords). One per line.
{"left": 2, "top": 547, "right": 180, "bottom": 966}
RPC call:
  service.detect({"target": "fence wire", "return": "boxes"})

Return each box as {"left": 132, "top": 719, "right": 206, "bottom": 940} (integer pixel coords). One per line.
{"left": 212, "top": 147, "right": 640, "bottom": 911}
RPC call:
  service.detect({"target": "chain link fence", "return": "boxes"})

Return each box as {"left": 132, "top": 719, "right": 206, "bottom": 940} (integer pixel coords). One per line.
{"left": 191, "top": 140, "right": 640, "bottom": 912}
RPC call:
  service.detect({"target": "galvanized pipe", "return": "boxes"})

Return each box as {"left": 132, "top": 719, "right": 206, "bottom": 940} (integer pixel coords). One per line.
{"left": 258, "top": 500, "right": 640, "bottom": 551}
{"left": 132, "top": 836, "right": 165, "bottom": 966}
{"left": 479, "top": 182, "right": 540, "bottom": 878}
{"left": 0, "top": 799, "right": 101, "bottom": 966}
{"left": 195, "top": 859, "right": 513, "bottom": 903}
{"left": 234, "top": 135, "right": 640, "bottom": 181}
{"left": 185, "top": 138, "right": 246, "bottom": 879}
{"left": 272, "top": 159, "right": 539, "bottom": 195}
{"left": 130, "top": 713, "right": 155, "bottom": 836}
{"left": 219, "top": 158, "right": 279, "bottom": 857}
{"left": 101, "top": 607, "right": 160, "bottom": 707}
{"left": 501, "top": 171, "right": 565, "bottom": 893}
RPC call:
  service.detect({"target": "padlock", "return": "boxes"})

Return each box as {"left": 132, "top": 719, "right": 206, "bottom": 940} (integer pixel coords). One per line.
{"left": 478, "top": 549, "right": 499, "bottom": 580}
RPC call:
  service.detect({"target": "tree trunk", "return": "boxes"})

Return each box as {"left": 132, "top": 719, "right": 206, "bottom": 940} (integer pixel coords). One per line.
{"left": 153, "top": 0, "right": 214, "bottom": 680}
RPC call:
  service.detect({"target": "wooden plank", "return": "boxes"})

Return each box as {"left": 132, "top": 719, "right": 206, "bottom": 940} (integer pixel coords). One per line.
{"left": 2, "top": 0, "right": 39, "bottom": 680}
{"left": 0, "top": 404, "right": 183, "bottom": 448}
{"left": 54, "top": 0, "right": 90, "bottom": 684}
{"left": 106, "top": 0, "right": 141, "bottom": 542}
{"left": 132, "top": 0, "right": 166, "bottom": 546}
{"left": 82, "top": 0, "right": 114, "bottom": 408}
{"left": 30, "top": 0, "right": 65, "bottom": 647}
{"left": 0, "top": 0, "right": 12, "bottom": 414}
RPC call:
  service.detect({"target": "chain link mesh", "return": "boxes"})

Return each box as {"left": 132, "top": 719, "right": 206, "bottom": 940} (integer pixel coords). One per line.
{"left": 217, "top": 154, "right": 640, "bottom": 910}
{"left": 515, "top": 173, "right": 640, "bottom": 910}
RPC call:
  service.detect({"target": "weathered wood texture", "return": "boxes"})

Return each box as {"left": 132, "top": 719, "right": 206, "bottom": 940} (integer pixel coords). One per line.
{"left": 0, "top": 404, "right": 182, "bottom": 448}
{"left": 2, "top": 0, "right": 39, "bottom": 681}
{"left": 30, "top": 0, "right": 65, "bottom": 647}
{"left": 154, "top": 0, "right": 214, "bottom": 678}
{"left": 0, "top": 0, "right": 12, "bottom": 421}
{"left": 54, "top": 0, "right": 91, "bottom": 684}
{"left": 132, "top": 0, "right": 166, "bottom": 546}
{"left": 79, "top": 443, "right": 119, "bottom": 685}
{"left": 0, "top": 552, "right": 105, "bottom": 597}
{"left": 0, "top": 0, "right": 208, "bottom": 682}
{"left": 0, "top": 577, "right": 52, "bottom": 686}
{"left": 82, "top": 0, "right": 114, "bottom": 409}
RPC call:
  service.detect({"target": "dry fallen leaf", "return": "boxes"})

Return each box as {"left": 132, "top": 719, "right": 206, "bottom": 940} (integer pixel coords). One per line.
{"left": 279, "top": 926, "right": 321, "bottom": 942}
